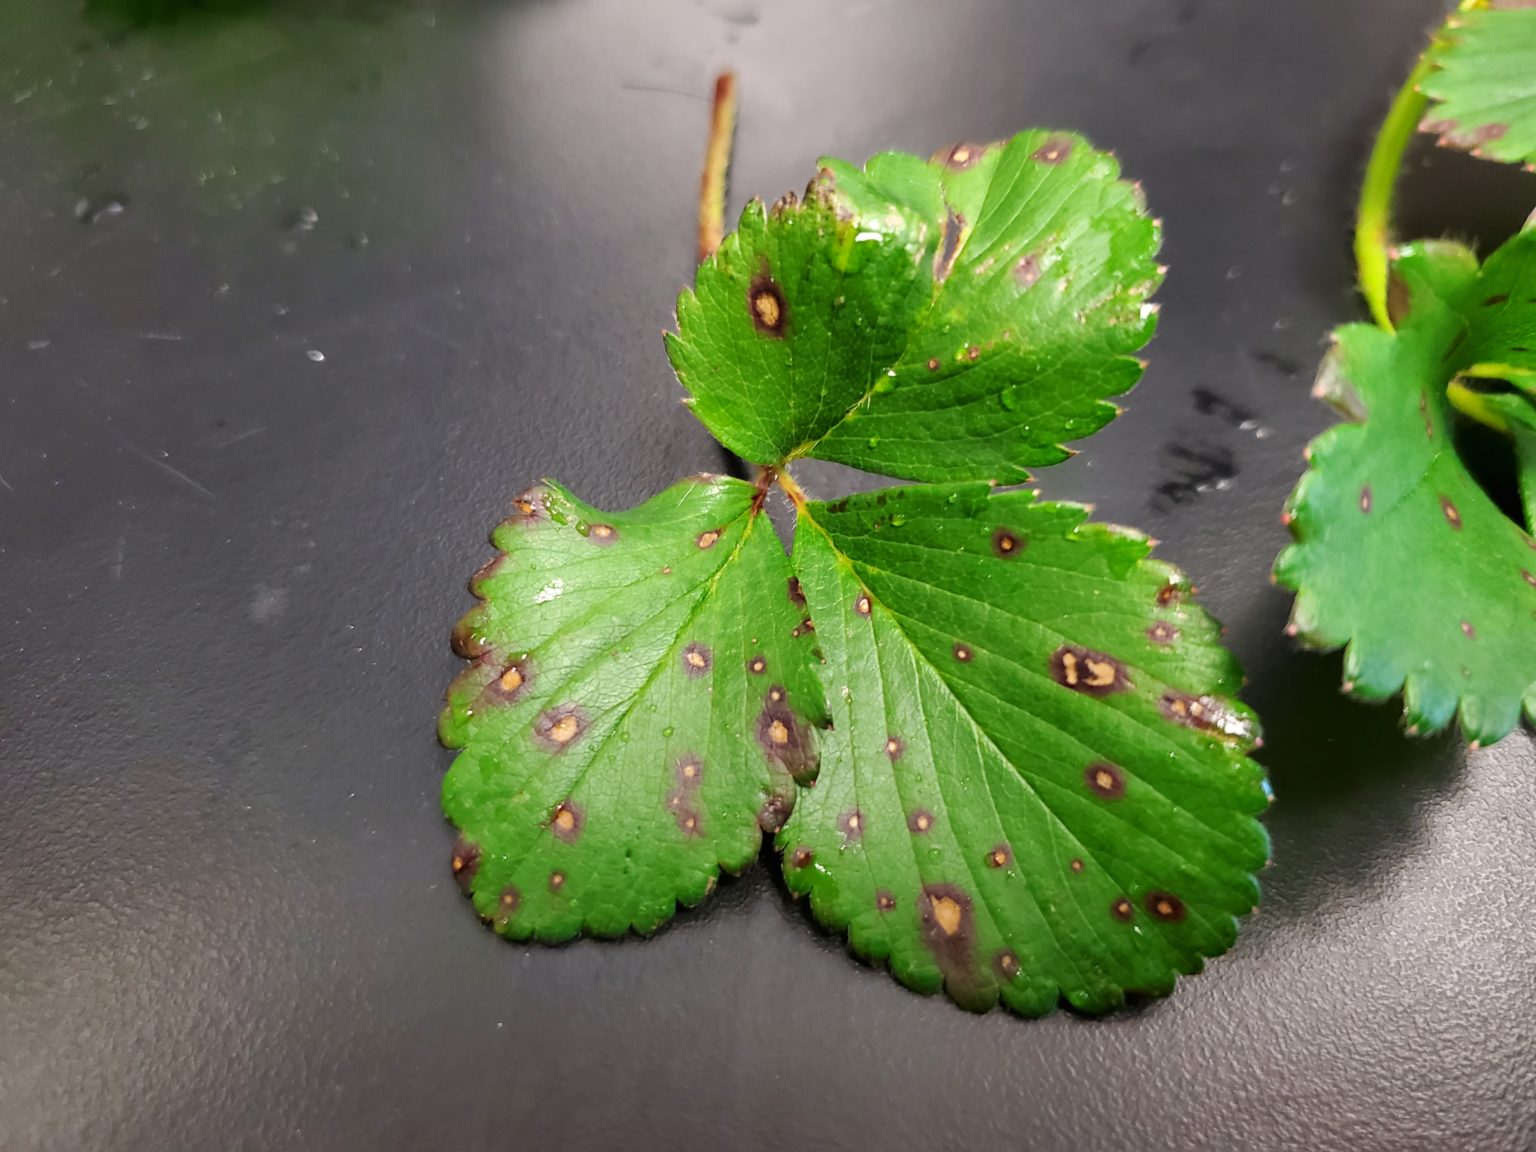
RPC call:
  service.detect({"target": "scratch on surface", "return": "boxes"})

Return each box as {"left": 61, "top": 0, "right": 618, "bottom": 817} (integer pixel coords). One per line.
{"left": 216, "top": 425, "right": 267, "bottom": 449}
{"left": 0, "top": 470, "right": 12, "bottom": 492}
{"left": 126, "top": 444, "right": 216, "bottom": 499}
{"left": 399, "top": 314, "right": 468, "bottom": 354}
{"left": 111, "top": 530, "right": 127, "bottom": 581}
{"left": 137, "top": 331, "right": 186, "bottom": 342}
{"left": 619, "top": 81, "right": 710, "bottom": 102}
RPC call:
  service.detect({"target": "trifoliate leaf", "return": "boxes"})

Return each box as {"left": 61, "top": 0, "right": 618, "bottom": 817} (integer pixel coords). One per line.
{"left": 1275, "top": 239, "right": 1536, "bottom": 744}
{"left": 666, "top": 130, "right": 1162, "bottom": 483}
{"left": 1420, "top": 4, "right": 1536, "bottom": 169}
{"left": 440, "top": 475, "right": 826, "bottom": 938}
{"left": 778, "top": 483, "right": 1269, "bottom": 1014}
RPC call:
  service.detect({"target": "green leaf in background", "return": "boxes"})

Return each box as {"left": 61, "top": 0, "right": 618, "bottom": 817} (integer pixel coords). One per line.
{"left": 1420, "top": 4, "right": 1536, "bottom": 170}
{"left": 1275, "top": 239, "right": 1536, "bottom": 745}
{"left": 779, "top": 484, "right": 1268, "bottom": 1014}
{"left": 666, "top": 130, "right": 1163, "bottom": 483}
{"left": 440, "top": 476, "right": 826, "bottom": 938}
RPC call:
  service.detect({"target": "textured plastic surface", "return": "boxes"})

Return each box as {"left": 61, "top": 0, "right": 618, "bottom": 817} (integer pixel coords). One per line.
{"left": 2, "top": 1, "right": 1534, "bottom": 1149}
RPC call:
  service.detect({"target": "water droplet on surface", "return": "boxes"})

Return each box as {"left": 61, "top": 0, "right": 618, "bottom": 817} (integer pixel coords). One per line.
{"left": 306, "top": 349, "right": 325, "bottom": 362}
{"left": 75, "top": 195, "right": 127, "bottom": 225}
{"left": 288, "top": 206, "right": 319, "bottom": 233}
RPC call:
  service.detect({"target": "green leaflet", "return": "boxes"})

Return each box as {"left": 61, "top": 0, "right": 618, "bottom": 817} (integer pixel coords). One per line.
{"left": 781, "top": 485, "right": 1267, "bottom": 1014}
{"left": 1420, "top": 5, "right": 1536, "bottom": 170}
{"left": 666, "top": 130, "right": 1162, "bottom": 482}
{"left": 1275, "top": 240, "right": 1536, "bottom": 744}
{"left": 442, "top": 133, "right": 1267, "bottom": 1015}
{"left": 441, "top": 476, "right": 825, "bottom": 938}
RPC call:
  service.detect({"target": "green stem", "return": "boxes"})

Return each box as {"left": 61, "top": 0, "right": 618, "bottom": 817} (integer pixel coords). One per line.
{"left": 1355, "top": 51, "right": 1435, "bottom": 331}
{"left": 1356, "top": 1, "right": 1493, "bottom": 330}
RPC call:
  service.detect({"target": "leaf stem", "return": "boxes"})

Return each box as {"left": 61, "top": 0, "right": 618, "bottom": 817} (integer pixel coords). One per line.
{"left": 775, "top": 466, "right": 809, "bottom": 509}
{"left": 697, "top": 71, "right": 738, "bottom": 264}
{"left": 1355, "top": 0, "right": 1486, "bottom": 331}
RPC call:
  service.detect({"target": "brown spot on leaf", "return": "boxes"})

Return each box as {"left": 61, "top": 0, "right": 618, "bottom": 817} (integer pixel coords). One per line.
{"left": 681, "top": 642, "right": 713, "bottom": 677}
{"left": 450, "top": 838, "right": 480, "bottom": 893}
{"left": 508, "top": 486, "right": 546, "bottom": 522}
{"left": 966, "top": 344, "right": 981, "bottom": 361}
{"left": 934, "top": 141, "right": 989, "bottom": 170}
{"left": 675, "top": 807, "right": 703, "bottom": 837}
{"left": 876, "top": 890, "right": 896, "bottom": 912}
{"left": 885, "top": 735, "right": 904, "bottom": 761}
{"left": 550, "top": 800, "right": 584, "bottom": 843}
{"left": 756, "top": 688, "right": 818, "bottom": 785}
{"left": 855, "top": 593, "right": 872, "bottom": 617}
{"left": 1050, "top": 645, "right": 1130, "bottom": 695}
{"left": 927, "top": 357, "right": 940, "bottom": 371}
{"left": 1387, "top": 270, "right": 1412, "bottom": 327}
{"left": 758, "top": 793, "right": 791, "bottom": 834}
{"left": 748, "top": 275, "right": 788, "bottom": 337}
{"left": 991, "top": 527, "right": 1025, "bottom": 558}
{"left": 488, "top": 657, "right": 533, "bottom": 701}
{"left": 1146, "top": 622, "right": 1179, "bottom": 645}
{"left": 1440, "top": 495, "right": 1462, "bottom": 530}
{"left": 908, "top": 809, "right": 934, "bottom": 834}
{"left": 993, "top": 949, "right": 1021, "bottom": 981}
{"left": 789, "top": 846, "right": 814, "bottom": 870}
{"left": 1069, "top": 858, "right": 1085, "bottom": 874}
{"left": 917, "top": 884, "right": 981, "bottom": 1000}
{"left": 838, "top": 809, "right": 865, "bottom": 843}
{"left": 1461, "top": 620, "right": 1475, "bottom": 638}
{"left": 953, "top": 643, "right": 974, "bottom": 663}
{"left": 495, "top": 885, "right": 521, "bottom": 924}
{"left": 1033, "top": 135, "right": 1073, "bottom": 164}
{"left": 587, "top": 523, "right": 618, "bottom": 545}
{"left": 533, "top": 704, "right": 588, "bottom": 752}
{"left": 986, "top": 844, "right": 1012, "bottom": 869}
{"left": 676, "top": 756, "right": 703, "bottom": 787}
{"left": 696, "top": 529, "right": 720, "bottom": 549}
{"left": 1013, "top": 252, "right": 1043, "bottom": 289}
{"left": 1486, "top": 293, "right": 1511, "bottom": 307}
{"left": 1158, "top": 691, "right": 1253, "bottom": 741}
{"left": 451, "top": 623, "right": 492, "bottom": 660}
{"left": 1156, "top": 582, "right": 1185, "bottom": 606}
{"left": 1360, "top": 486, "right": 1372, "bottom": 513}
{"left": 747, "top": 654, "right": 768, "bottom": 675}
{"left": 548, "top": 871, "right": 566, "bottom": 892}
{"left": 1111, "top": 897, "right": 1135, "bottom": 922}
{"left": 1524, "top": 569, "right": 1536, "bottom": 589}
{"left": 1085, "top": 762, "right": 1126, "bottom": 800}
{"left": 787, "top": 577, "right": 806, "bottom": 607}
{"left": 1145, "top": 891, "right": 1185, "bottom": 922}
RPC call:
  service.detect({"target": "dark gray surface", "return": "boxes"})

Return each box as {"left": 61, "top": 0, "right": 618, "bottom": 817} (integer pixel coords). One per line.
{"left": 3, "top": 2, "right": 1534, "bottom": 1149}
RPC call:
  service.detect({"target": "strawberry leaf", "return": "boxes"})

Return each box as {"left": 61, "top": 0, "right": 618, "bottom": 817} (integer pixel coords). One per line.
{"left": 1420, "top": 4, "right": 1536, "bottom": 170}
{"left": 666, "top": 130, "right": 1162, "bottom": 482}
{"left": 778, "top": 483, "right": 1267, "bottom": 1014}
{"left": 440, "top": 476, "right": 826, "bottom": 938}
{"left": 1275, "top": 238, "right": 1536, "bottom": 744}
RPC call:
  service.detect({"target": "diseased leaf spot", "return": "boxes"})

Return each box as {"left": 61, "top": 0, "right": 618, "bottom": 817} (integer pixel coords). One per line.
{"left": 986, "top": 844, "right": 1012, "bottom": 869}
{"left": 489, "top": 657, "right": 533, "bottom": 701}
{"left": 1033, "top": 135, "right": 1073, "bottom": 164}
{"left": 1050, "top": 645, "right": 1130, "bottom": 695}
{"left": 451, "top": 623, "right": 492, "bottom": 660}
{"left": 838, "top": 809, "right": 865, "bottom": 843}
{"left": 1145, "top": 891, "right": 1186, "bottom": 922}
{"left": 1013, "top": 252, "right": 1042, "bottom": 289}
{"left": 791, "top": 616, "right": 815, "bottom": 638}
{"left": 696, "top": 529, "right": 721, "bottom": 549}
{"left": 509, "top": 486, "right": 546, "bottom": 522}
{"left": 588, "top": 523, "right": 618, "bottom": 545}
{"left": 787, "top": 577, "right": 807, "bottom": 607}
{"left": 756, "top": 688, "right": 817, "bottom": 784}
{"left": 855, "top": 593, "right": 872, "bottom": 617}
{"left": 548, "top": 871, "right": 566, "bottom": 892}
{"left": 495, "top": 885, "right": 520, "bottom": 925}
{"left": 550, "top": 800, "right": 585, "bottom": 843}
{"left": 534, "top": 704, "right": 589, "bottom": 752}
{"left": 747, "top": 654, "right": 768, "bottom": 675}
{"left": 676, "top": 756, "right": 703, "bottom": 786}
{"left": 1523, "top": 569, "right": 1536, "bottom": 588}
{"left": 1360, "top": 486, "right": 1372, "bottom": 514}
{"left": 876, "top": 890, "right": 896, "bottom": 912}
{"left": 789, "top": 846, "right": 814, "bottom": 870}
{"left": 991, "top": 527, "right": 1025, "bottom": 558}
{"left": 1146, "top": 622, "right": 1179, "bottom": 645}
{"left": 908, "top": 809, "right": 934, "bottom": 834}
{"left": 758, "top": 794, "right": 791, "bottom": 834}
{"left": 675, "top": 807, "right": 703, "bottom": 837}
{"left": 748, "top": 275, "right": 788, "bottom": 337}
{"left": 927, "top": 357, "right": 941, "bottom": 371}
{"left": 1440, "top": 495, "right": 1462, "bottom": 530}
{"left": 1085, "top": 762, "right": 1126, "bottom": 800}
{"left": 936, "top": 141, "right": 988, "bottom": 170}
{"left": 1111, "top": 897, "right": 1135, "bottom": 922}
{"left": 451, "top": 838, "right": 481, "bottom": 893}
{"left": 1485, "top": 294, "right": 1510, "bottom": 307}
{"left": 953, "top": 643, "right": 974, "bottom": 663}
{"left": 1156, "top": 582, "right": 1185, "bottom": 606}
{"left": 966, "top": 343, "right": 981, "bottom": 361}
{"left": 993, "top": 949, "right": 1021, "bottom": 981}
{"left": 682, "top": 642, "right": 713, "bottom": 677}
{"left": 1461, "top": 620, "right": 1475, "bottom": 638}
{"left": 1158, "top": 691, "right": 1254, "bottom": 740}
{"left": 885, "top": 735, "right": 904, "bottom": 761}
{"left": 1069, "top": 858, "right": 1085, "bottom": 874}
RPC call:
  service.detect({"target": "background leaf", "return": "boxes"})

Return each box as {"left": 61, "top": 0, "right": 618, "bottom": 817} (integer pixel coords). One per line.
{"left": 1275, "top": 240, "right": 1536, "bottom": 744}
{"left": 779, "top": 483, "right": 1268, "bottom": 1014}
{"left": 440, "top": 476, "right": 825, "bottom": 938}
{"left": 1420, "top": 4, "right": 1536, "bottom": 170}
{"left": 667, "top": 130, "right": 1162, "bottom": 482}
